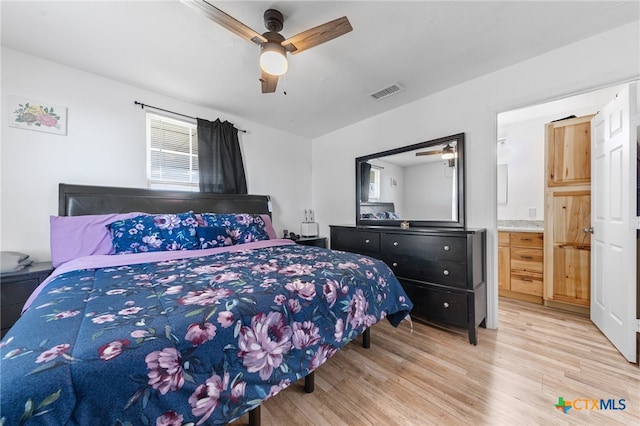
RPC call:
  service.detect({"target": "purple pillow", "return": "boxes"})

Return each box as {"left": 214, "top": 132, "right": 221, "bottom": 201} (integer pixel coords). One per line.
{"left": 259, "top": 214, "right": 277, "bottom": 239}
{"left": 50, "top": 212, "right": 145, "bottom": 267}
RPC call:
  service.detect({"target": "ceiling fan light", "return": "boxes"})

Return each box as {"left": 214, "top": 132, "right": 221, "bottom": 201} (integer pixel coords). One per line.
{"left": 441, "top": 144, "right": 456, "bottom": 160}
{"left": 260, "top": 42, "right": 288, "bottom": 76}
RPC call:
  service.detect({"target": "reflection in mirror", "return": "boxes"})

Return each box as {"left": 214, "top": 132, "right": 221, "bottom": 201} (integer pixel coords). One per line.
{"left": 356, "top": 133, "right": 465, "bottom": 228}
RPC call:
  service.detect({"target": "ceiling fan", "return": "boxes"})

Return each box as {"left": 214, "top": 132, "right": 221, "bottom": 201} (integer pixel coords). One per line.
{"left": 180, "top": 0, "right": 353, "bottom": 94}
{"left": 416, "top": 144, "right": 456, "bottom": 159}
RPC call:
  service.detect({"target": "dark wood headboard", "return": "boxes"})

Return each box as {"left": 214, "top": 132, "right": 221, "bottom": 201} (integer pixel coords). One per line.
{"left": 59, "top": 184, "right": 272, "bottom": 217}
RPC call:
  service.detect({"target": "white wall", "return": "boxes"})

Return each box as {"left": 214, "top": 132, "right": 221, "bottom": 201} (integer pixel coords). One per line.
{"left": 311, "top": 21, "right": 640, "bottom": 329}
{"left": 1, "top": 48, "right": 312, "bottom": 261}
{"left": 404, "top": 161, "right": 454, "bottom": 220}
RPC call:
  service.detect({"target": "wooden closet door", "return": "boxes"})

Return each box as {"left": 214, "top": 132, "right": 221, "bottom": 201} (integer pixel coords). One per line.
{"left": 544, "top": 115, "right": 594, "bottom": 310}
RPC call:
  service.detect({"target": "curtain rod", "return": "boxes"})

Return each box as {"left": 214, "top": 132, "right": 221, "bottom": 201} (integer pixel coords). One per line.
{"left": 134, "top": 101, "right": 247, "bottom": 133}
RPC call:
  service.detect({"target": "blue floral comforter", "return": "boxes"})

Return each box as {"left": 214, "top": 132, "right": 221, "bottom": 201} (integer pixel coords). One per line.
{"left": 0, "top": 241, "right": 412, "bottom": 425}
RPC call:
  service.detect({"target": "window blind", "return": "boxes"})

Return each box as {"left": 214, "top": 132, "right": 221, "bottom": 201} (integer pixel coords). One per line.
{"left": 146, "top": 113, "right": 198, "bottom": 189}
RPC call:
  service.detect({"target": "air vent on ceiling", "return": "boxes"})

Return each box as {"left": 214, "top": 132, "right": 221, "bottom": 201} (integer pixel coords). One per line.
{"left": 369, "top": 83, "right": 404, "bottom": 101}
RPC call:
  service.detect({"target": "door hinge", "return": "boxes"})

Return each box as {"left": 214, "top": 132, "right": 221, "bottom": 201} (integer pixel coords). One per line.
{"left": 636, "top": 217, "right": 640, "bottom": 230}
{"left": 636, "top": 319, "right": 640, "bottom": 333}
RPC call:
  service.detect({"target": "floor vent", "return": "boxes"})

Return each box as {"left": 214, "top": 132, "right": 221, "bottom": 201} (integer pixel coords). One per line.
{"left": 369, "top": 83, "right": 404, "bottom": 101}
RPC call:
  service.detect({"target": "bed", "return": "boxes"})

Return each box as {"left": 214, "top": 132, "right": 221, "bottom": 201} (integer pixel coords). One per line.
{"left": 359, "top": 201, "right": 400, "bottom": 220}
{"left": 0, "top": 184, "right": 412, "bottom": 425}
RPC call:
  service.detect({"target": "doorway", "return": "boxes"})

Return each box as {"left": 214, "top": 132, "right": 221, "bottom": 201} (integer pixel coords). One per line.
{"left": 495, "top": 82, "right": 639, "bottom": 362}
{"left": 496, "top": 85, "right": 621, "bottom": 309}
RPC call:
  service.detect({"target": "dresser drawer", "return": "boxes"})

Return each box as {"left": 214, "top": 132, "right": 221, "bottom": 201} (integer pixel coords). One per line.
{"left": 330, "top": 228, "right": 380, "bottom": 254}
{"left": 510, "top": 232, "right": 543, "bottom": 248}
{"left": 510, "top": 248, "right": 543, "bottom": 273}
{"left": 401, "top": 281, "right": 468, "bottom": 328}
{"left": 511, "top": 273, "right": 543, "bottom": 296}
{"left": 386, "top": 256, "right": 467, "bottom": 289}
{"left": 381, "top": 233, "right": 466, "bottom": 261}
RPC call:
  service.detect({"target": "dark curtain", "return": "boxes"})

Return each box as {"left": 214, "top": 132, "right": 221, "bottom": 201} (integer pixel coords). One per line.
{"left": 360, "top": 162, "right": 371, "bottom": 202}
{"left": 197, "top": 118, "right": 247, "bottom": 194}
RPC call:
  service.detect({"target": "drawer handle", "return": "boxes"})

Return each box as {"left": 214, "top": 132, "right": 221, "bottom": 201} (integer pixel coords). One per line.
{"left": 520, "top": 238, "right": 532, "bottom": 241}
{"left": 521, "top": 278, "right": 533, "bottom": 282}
{"left": 393, "top": 241, "right": 399, "bottom": 246}
{"left": 443, "top": 302, "right": 449, "bottom": 308}
{"left": 443, "top": 269, "right": 449, "bottom": 276}
{"left": 521, "top": 255, "right": 533, "bottom": 260}
{"left": 392, "top": 262, "right": 398, "bottom": 267}
{"left": 365, "top": 239, "right": 370, "bottom": 244}
{"left": 443, "top": 245, "right": 450, "bottom": 251}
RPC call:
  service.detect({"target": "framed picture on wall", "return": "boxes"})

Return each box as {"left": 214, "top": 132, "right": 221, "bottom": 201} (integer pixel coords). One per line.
{"left": 7, "top": 95, "right": 67, "bottom": 136}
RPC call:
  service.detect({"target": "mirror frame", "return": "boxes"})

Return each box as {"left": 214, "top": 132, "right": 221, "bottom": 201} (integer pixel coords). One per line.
{"left": 355, "top": 133, "right": 465, "bottom": 228}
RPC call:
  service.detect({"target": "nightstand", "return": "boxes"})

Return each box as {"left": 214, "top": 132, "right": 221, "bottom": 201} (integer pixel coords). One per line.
{"left": 1, "top": 261, "right": 54, "bottom": 338}
{"left": 296, "top": 237, "right": 327, "bottom": 248}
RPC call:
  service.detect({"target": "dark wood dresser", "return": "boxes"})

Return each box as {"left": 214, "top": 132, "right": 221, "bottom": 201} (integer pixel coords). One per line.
{"left": 1, "top": 261, "right": 54, "bottom": 338}
{"left": 330, "top": 225, "right": 486, "bottom": 344}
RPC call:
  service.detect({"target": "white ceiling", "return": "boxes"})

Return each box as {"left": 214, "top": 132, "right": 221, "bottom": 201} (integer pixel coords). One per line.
{"left": 2, "top": 1, "right": 639, "bottom": 139}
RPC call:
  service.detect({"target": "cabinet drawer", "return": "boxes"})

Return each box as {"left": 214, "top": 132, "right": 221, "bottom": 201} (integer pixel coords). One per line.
{"left": 510, "top": 232, "right": 543, "bottom": 248}
{"left": 330, "top": 228, "right": 380, "bottom": 254}
{"left": 386, "top": 256, "right": 467, "bottom": 289}
{"left": 510, "top": 248, "right": 543, "bottom": 273}
{"left": 401, "top": 281, "right": 468, "bottom": 328}
{"left": 511, "top": 273, "right": 543, "bottom": 296}
{"left": 0, "top": 278, "right": 41, "bottom": 305}
{"left": 381, "top": 233, "right": 466, "bottom": 261}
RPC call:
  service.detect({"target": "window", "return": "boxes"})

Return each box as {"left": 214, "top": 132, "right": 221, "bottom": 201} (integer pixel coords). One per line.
{"left": 146, "top": 113, "right": 199, "bottom": 190}
{"left": 369, "top": 167, "right": 381, "bottom": 200}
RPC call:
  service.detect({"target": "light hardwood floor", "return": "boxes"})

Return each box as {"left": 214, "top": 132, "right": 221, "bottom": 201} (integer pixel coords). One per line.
{"left": 232, "top": 298, "right": 639, "bottom": 425}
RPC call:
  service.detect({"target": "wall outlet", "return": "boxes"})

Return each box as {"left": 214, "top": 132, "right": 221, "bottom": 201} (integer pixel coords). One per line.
{"left": 528, "top": 207, "right": 536, "bottom": 218}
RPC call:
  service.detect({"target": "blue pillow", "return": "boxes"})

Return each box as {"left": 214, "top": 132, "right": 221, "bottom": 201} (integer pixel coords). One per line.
{"left": 196, "top": 226, "right": 235, "bottom": 249}
{"left": 199, "top": 213, "right": 270, "bottom": 245}
{"left": 109, "top": 212, "right": 199, "bottom": 254}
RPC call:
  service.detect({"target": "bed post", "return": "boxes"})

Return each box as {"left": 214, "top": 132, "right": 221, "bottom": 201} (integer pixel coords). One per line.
{"left": 248, "top": 406, "right": 261, "bottom": 426}
{"left": 362, "top": 327, "right": 370, "bottom": 348}
{"left": 304, "top": 372, "right": 315, "bottom": 393}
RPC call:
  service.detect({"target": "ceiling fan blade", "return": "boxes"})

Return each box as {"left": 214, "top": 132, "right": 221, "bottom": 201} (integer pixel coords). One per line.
{"left": 180, "top": 0, "right": 267, "bottom": 45}
{"left": 282, "top": 16, "right": 352, "bottom": 54}
{"left": 415, "top": 150, "right": 444, "bottom": 156}
{"left": 260, "top": 70, "right": 278, "bottom": 93}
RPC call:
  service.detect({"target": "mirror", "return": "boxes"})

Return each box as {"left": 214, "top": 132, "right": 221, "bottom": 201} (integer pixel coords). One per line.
{"left": 356, "top": 133, "right": 465, "bottom": 228}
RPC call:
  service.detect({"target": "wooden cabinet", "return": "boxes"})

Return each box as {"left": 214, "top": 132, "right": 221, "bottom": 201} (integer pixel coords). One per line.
{"left": 498, "top": 232, "right": 510, "bottom": 291}
{"left": 509, "top": 232, "right": 544, "bottom": 298}
{"left": 498, "top": 231, "right": 544, "bottom": 303}
{"left": 330, "top": 225, "right": 486, "bottom": 344}
{"left": 1, "top": 262, "right": 54, "bottom": 338}
{"left": 544, "top": 115, "right": 593, "bottom": 311}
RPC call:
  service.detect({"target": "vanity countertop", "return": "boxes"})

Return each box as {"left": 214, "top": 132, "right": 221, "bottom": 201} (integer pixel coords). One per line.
{"left": 497, "top": 220, "right": 544, "bottom": 233}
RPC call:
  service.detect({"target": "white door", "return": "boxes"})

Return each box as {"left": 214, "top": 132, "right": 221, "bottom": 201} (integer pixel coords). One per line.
{"left": 590, "top": 83, "right": 638, "bottom": 363}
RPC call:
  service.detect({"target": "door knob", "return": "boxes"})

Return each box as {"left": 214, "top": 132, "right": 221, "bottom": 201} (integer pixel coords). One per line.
{"left": 583, "top": 227, "right": 594, "bottom": 234}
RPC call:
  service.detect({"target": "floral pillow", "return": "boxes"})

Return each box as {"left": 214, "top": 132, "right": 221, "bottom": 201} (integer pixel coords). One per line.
{"left": 199, "top": 213, "right": 270, "bottom": 246}
{"left": 196, "top": 227, "right": 235, "bottom": 249}
{"left": 108, "top": 212, "right": 199, "bottom": 254}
